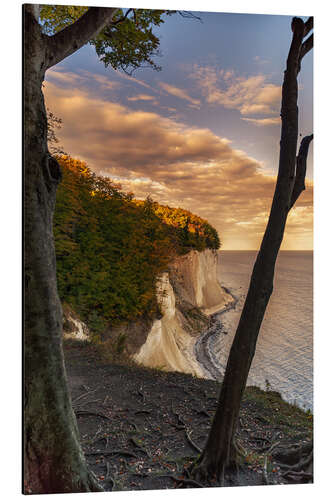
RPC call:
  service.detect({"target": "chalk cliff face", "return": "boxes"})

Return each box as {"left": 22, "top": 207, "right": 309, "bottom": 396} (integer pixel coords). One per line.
{"left": 62, "top": 249, "right": 233, "bottom": 378}
{"left": 133, "top": 250, "right": 233, "bottom": 376}
{"left": 62, "top": 304, "right": 91, "bottom": 342}
{"left": 169, "top": 249, "right": 233, "bottom": 316}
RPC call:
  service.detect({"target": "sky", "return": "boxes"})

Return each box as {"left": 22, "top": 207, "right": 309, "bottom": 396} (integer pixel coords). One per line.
{"left": 44, "top": 6, "right": 313, "bottom": 250}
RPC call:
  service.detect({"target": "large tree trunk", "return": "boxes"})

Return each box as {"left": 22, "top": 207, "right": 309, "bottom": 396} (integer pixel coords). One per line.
{"left": 190, "top": 17, "right": 313, "bottom": 482}
{"left": 23, "top": 8, "right": 102, "bottom": 493}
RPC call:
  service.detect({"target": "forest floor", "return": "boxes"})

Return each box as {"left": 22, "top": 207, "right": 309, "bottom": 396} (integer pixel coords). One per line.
{"left": 64, "top": 341, "right": 313, "bottom": 492}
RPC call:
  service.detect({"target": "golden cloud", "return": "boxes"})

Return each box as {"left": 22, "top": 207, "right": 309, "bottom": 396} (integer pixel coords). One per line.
{"left": 127, "top": 94, "right": 158, "bottom": 103}
{"left": 190, "top": 65, "right": 281, "bottom": 117}
{"left": 44, "top": 77, "right": 312, "bottom": 250}
{"left": 241, "top": 117, "right": 281, "bottom": 126}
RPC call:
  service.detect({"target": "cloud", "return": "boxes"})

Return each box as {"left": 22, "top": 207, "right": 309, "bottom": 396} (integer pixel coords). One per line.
{"left": 241, "top": 117, "right": 281, "bottom": 126}
{"left": 44, "top": 78, "right": 312, "bottom": 250}
{"left": 46, "top": 67, "right": 120, "bottom": 92}
{"left": 110, "top": 68, "right": 157, "bottom": 92}
{"left": 128, "top": 94, "right": 156, "bottom": 101}
{"left": 190, "top": 65, "right": 281, "bottom": 117}
{"left": 46, "top": 66, "right": 155, "bottom": 94}
{"left": 82, "top": 72, "right": 120, "bottom": 91}
{"left": 159, "top": 82, "right": 201, "bottom": 109}
{"left": 46, "top": 68, "right": 86, "bottom": 86}
{"left": 127, "top": 94, "right": 159, "bottom": 106}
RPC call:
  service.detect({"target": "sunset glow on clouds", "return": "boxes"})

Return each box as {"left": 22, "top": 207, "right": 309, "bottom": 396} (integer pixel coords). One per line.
{"left": 44, "top": 10, "right": 313, "bottom": 250}
{"left": 190, "top": 65, "right": 281, "bottom": 117}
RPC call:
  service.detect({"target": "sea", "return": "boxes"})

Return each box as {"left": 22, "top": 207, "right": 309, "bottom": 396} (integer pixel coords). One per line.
{"left": 211, "top": 250, "right": 313, "bottom": 411}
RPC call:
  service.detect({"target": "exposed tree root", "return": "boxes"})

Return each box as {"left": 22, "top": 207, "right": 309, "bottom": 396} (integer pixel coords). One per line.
{"left": 184, "top": 428, "right": 202, "bottom": 454}
{"left": 74, "top": 409, "right": 111, "bottom": 420}
{"left": 85, "top": 450, "right": 138, "bottom": 459}
{"left": 272, "top": 441, "right": 313, "bottom": 483}
{"left": 137, "top": 387, "right": 145, "bottom": 401}
{"left": 263, "top": 441, "right": 280, "bottom": 485}
{"left": 187, "top": 438, "right": 245, "bottom": 486}
{"left": 278, "top": 451, "right": 313, "bottom": 472}
{"left": 134, "top": 410, "right": 151, "bottom": 415}
{"left": 273, "top": 441, "right": 312, "bottom": 465}
{"left": 171, "top": 403, "right": 186, "bottom": 428}
{"left": 196, "top": 409, "right": 211, "bottom": 418}
{"left": 92, "top": 436, "right": 108, "bottom": 447}
{"left": 273, "top": 442, "right": 313, "bottom": 471}
{"left": 85, "top": 471, "right": 105, "bottom": 492}
{"left": 105, "top": 462, "right": 115, "bottom": 490}
{"left": 282, "top": 470, "right": 313, "bottom": 482}
{"left": 187, "top": 456, "right": 220, "bottom": 485}
{"left": 72, "top": 388, "right": 97, "bottom": 405}
{"left": 129, "top": 437, "right": 149, "bottom": 455}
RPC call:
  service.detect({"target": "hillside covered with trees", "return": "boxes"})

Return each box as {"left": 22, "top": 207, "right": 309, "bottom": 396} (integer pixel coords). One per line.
{"left": 54, "top": 155, "right": 220, "bottom": 335}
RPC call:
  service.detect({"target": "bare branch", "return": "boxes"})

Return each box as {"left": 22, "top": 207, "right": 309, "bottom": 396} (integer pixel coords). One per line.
{"left": 25, "top": 4, "right": 40, "bottom": 21}
{"left": 178, "top": 11, "right": 202, "bottom": 22}
{"left": 45, "top": 7, "right": 118, "bottom": 69}
{"left": 303, "top": 17, "right": 313, "bottom": 38}
{"left": 289, "top": 134, "right": 313, "bottom": 210}
{"left": 112, "top": 8, "right": 133, "bottom": 26}
{"left": 290, "top": 17, "right": 313, "bottom": 75}
{"left": 288, "top": 17, "right": 305, "bottom": 74}
{"left": 300, "top": 33, "right": 313, "bottom": 62}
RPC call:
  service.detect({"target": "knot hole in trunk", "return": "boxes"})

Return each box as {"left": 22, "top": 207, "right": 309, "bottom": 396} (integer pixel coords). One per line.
{"left": 42, "top": 154, "right": 62, "bottom": 190}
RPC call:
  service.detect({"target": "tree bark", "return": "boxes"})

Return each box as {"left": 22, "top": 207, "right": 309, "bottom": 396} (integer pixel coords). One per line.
{"left": 190, "top": 17, "right": 313, "bottom": 482}
{"left": 23, "top": 7, "right": 110, "bottom": 493}
{"left": 45, "top": 7, "right": 118, "bottom": 69}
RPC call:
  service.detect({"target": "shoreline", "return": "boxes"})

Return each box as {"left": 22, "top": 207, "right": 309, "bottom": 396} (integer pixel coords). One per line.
{"left": 194, "top": 285, "right": 239, "bottom": 380}
{"left": 194, "top": 274, "right": 313, "bottom": 412}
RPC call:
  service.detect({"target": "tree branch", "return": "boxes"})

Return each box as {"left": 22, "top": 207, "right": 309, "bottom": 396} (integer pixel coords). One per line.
{"left": 300, "top": 34, "right": 313, "bottom": 63}
{"left": 112, "top": 8, "right": 133, "bottom": 26}
{"left": 303, "top": 17, "right": 313, "bottom": 38}
{"left": 178, "top": 11, "right": 202, "bottom": 22}
{"left": 45, "top": 7, "right": 118, "bottom": 69}
{"left": 25, "top": 4, "right": 40, "bottom": 21}
{"left": 289, "top": 134, "right": 313, "bottom": 210}
{"left": 288, "top": 17, "right": 305, "bottom": 74}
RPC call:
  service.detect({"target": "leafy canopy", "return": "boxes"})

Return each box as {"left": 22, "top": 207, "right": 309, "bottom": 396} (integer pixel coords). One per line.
{"left": 54, "top": 156, "right": 220, "bottom": 334}
{"left": 40, "top": 6, "right": 175, "bottom": 74}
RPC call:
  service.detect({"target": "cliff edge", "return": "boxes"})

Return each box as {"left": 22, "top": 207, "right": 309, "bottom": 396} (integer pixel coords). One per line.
{"left": 63, "top": 249, "right": 233, "bottom": 378}
{"left": 133, "top": 250, "right": 233, "bottom": 376}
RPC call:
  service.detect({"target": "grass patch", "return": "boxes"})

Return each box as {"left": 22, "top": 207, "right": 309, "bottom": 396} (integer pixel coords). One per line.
{"left": 243, "top": 386, "right": 313, "bottom": 439}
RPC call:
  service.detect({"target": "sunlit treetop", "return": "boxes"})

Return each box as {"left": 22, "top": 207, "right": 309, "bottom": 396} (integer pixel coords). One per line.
{"left": 39, "top": 6, "right": 177, "bottom": 74}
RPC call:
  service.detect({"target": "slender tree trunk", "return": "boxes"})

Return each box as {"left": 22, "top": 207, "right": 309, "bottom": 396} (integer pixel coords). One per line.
{"left": 191, "top": 17, "right": 313, "bottom": 482}
{"left": 23, "top": 8, "right": 102, "bottom": 493}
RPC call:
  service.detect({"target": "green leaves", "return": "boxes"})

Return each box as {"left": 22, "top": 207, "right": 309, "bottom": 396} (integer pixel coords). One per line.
{"left": 93, "top": 9, "right": 175, "bottom": 74}
{"left": 40, "top": 6, "right": 175, "bottom": 74}
{"left": 54, "top": 156, "right": 220, "bottom": 334}
{"left": 40, "top": 5, "right": 89, "bottom": 35}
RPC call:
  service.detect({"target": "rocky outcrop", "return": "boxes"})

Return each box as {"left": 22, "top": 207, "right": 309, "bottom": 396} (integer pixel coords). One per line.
{"left": 133, "top": 250, "right": 233, "bottom": 376}
{"left": 169, "top": 249, "right": 233, "bottom": 316}
{"left": 62, "top": 304, "right": 91, "bottom": 342}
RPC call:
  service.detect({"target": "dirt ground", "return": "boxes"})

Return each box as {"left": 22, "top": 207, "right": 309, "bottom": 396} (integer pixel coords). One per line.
{"left": 64, "top": 341, "right": 313, "bottom": 492}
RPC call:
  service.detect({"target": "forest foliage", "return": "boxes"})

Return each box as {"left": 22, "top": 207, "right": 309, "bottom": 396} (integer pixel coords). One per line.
{"left": 40, "top": 6, "right": 176, "bottom": 74}
{"left": 54, "top": 156, "right": 220, "bottom": 334}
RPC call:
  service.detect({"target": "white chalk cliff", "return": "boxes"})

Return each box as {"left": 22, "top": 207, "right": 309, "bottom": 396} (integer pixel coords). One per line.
{"left": 133, "top": 250, "right": 233, "bottom": 376}
{"left": 62, "top": 304, "right": 91, "bottom": 342}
